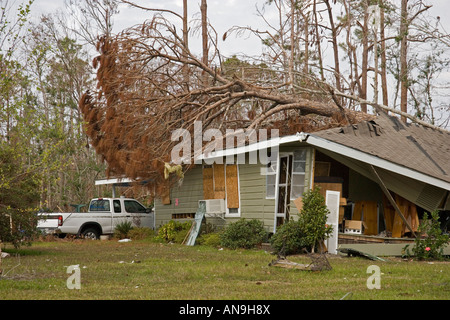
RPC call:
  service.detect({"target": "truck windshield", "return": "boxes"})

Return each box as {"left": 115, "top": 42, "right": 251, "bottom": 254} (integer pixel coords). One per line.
{"left": 124, "top": 200, "right": 147, "bottom": 213}
{"left": 89, "top": 199, "right": 110, "bottom": 212}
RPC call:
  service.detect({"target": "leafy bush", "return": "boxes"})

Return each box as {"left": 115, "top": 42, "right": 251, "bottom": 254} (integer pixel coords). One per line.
{"left": 156, "top": 220, "right": 192, "bottom": 243}
{"left": 405, "top": 211, "right": 449, "bottom": 260}
{"left": 270, "top": 188, "right": 333, "bottom": 256}
{"left": 114, "top": 221, "right": 133, "bottom": 239}
{"left": 270, "top": 219, "right": 304, "bottom": 255}
{"left": 128, "top": 227, "right": 156, "bottom": 240}
{"left": 198, "top": 232, "right": 222, "bottom": 248}
{"left": 220, "top": 219, "right": 267, "bottom": 249}
{"left": 297, "top": 188, "right": 332, "bottom": 253}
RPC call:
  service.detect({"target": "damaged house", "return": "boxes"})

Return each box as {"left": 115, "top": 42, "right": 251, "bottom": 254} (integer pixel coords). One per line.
{"left": 151, "top": 113, "right": 450, "bottom": 255}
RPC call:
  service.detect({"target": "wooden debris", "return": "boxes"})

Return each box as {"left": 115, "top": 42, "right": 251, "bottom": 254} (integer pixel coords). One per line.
{"left": 269, "top": 258, "right": 311, "bottom": 270}
{"left": 269, "top": 253, "right": 332, "bottom": 272}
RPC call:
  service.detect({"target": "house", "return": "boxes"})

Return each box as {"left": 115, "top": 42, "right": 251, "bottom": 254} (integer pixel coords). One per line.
{"left": 153, "top": 112, "right": 450, "bottom": 254}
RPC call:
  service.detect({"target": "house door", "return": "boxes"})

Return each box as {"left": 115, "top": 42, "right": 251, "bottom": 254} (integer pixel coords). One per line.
{"left": 275, "top": 154, "right": 293, "bottom": 230}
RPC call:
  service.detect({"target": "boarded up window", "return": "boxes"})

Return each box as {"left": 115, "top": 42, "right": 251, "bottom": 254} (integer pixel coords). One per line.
{"left": 213, "top": 163, "right": 225, "bottom": 199}
{"left": 203, "top": 165, "right": 214, "bottom": 199}
{"left": 203, "top": 163, "right": 240, "bottom": 213}
{"left": 226, "top": 164, "right": 239, "bottom": 209}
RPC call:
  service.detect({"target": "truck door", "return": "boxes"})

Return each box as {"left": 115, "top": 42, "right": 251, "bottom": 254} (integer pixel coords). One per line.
{"left": 112, "top": 199, "right": 130, "bottom": 230}
{"left": 88, "top": 199, "right": 113, "bottom": 234}
{"left": 124, "top": 199, "right": 154, "bottom": 228}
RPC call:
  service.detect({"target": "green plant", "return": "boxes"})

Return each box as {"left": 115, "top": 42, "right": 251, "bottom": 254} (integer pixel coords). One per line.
{"left": 407, "top": 211, "right": 449, "bottom": 260}
{"left": 114, "top": 221, "right": 133, "bottom": 239}
{"left": 156, "top": 220, "right": 192, "bottom": 243}
{"left": 220, "top": 219, "right": 268, "bottom": 249}
{"left": 270, "top": 219, "right": 305, "bottom": 256}
{"left": 128, "top": 227, "right": 155, "bottom": 240}
{"left": 198, "top": 232, "right": 222, "bottom": 248}
{"left": 297, "top": 188, "right": 333, "bottom": 253}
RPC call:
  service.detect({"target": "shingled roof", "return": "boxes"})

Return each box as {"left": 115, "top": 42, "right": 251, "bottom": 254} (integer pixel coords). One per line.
{"left": 312, "top": 112, "right": 450, "bottom": 184}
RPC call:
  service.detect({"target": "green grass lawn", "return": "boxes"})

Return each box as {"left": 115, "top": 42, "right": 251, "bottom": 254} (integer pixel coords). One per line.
{"left": 0, "top": 239, "right": 449, "bottom": 300}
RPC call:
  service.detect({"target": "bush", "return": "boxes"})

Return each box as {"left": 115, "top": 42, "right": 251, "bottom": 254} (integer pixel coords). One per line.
{"left": 270, "top": 188, "right": 333, "bottom": 256}
{"left": 297, "top": 188, "right": 333, "bottom": 253}
{"left": 114, "top": 221, "right": 133, "bottom": 239}
{"left": 128, "top": 227, "right": 156, "bottom": 240}
{"left": 220, "top": 219, "right": 267, "bottom": 249}
{"left": 156, "top": 220, "right": 192, "bottom": 243}
{"left": 197, "top": 232, "right": 222, "bottom": 248}
{"left": 270, "top": 219, "right": 305, "bottom": 255}
{"left": 405, "top": 211, "right": 449, "bottom": 260}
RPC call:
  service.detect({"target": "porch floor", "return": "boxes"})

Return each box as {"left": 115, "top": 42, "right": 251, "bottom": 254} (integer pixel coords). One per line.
{"left": 338, "top": 233, "right": 450, "bottom": 257}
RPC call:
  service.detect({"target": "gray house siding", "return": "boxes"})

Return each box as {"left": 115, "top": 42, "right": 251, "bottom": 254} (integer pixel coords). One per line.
{"left": 154, "top": 165, "right": 203, "bottom": 227}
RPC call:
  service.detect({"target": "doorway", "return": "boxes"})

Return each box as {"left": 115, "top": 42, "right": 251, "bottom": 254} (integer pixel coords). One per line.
{"left": 275, "top": 154, "right": 293, "bottom": 230}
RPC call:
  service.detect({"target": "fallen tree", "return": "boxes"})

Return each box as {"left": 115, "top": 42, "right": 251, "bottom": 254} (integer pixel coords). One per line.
{"left": 78, "top": 12, "right": 445, "bottom": 198}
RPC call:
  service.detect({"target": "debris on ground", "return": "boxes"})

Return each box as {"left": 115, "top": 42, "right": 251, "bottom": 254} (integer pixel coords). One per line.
{"left": 338, "top": 248, "right": 386, "bottom": 261}
{"left": 269, "top": 253, "right": 332, "bottom": 271}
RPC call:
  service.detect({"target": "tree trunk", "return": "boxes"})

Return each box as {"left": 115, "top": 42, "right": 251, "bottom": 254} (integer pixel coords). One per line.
{"left": 324, "top": 0, "right": 341, "bottom": 95}
{"left": 360, "top": 3, "right": 369, "bottom": 113}
{"left": 400, "top": 0, "right": 408, "bottom": 123}
{"left": 182, "top": 0, "right": 189, "bottom": 88}
{"left": 380, "top": 1, "right": 389, "bottom": 107}
{"left": 313, "top": 0, "right": 324, "bottom": 81}
{"left": 201, "top": 0, "right": 208, "bottom": 86}
{"left": 201, "top": 0, "right": 208, "bottom": 67}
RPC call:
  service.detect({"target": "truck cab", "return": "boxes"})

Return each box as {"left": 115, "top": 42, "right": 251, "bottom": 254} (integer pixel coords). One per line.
{"left": 37, "top": 197, "right": 154, "bottom": 239}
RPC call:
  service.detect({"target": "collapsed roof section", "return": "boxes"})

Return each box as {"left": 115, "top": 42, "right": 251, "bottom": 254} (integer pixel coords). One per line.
{"left": 309, "top": 112, "right": 450, "bottom": 212}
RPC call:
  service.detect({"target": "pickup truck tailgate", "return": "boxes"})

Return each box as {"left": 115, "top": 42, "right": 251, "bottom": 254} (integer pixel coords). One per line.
{"left": 37, "top": 214, "right": 63, "bottom": 234}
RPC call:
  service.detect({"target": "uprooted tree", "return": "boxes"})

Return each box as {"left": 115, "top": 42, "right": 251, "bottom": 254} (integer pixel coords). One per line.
{"left": 78, "top": 1, "right": 450, "bottom": 198}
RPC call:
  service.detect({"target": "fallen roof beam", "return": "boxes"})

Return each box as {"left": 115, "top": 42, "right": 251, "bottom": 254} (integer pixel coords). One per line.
{"left": 370, "top": 165, "right": 416, "bottom": 237}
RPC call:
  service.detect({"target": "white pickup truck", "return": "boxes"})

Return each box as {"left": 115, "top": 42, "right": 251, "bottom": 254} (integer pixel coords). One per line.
{"left": 37, "top": 197, "right": 154, "bottom": 239}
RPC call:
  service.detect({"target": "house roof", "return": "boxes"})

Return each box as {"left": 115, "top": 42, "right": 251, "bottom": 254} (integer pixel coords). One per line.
{"left": 199, "top": 112, "right": 450, "bottom": 191}
{"left": 311, "top": 112, "right": 450, "bottom": 185}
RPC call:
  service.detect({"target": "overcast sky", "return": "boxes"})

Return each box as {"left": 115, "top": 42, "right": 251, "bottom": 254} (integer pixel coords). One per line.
{"left": 31, "top": 0, "right": 450, "bottom": 59}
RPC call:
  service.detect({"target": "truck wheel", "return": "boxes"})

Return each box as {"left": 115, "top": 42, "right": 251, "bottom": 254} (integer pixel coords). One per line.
{"left": 82, "top": 228, "right": 100, "bottom": 240}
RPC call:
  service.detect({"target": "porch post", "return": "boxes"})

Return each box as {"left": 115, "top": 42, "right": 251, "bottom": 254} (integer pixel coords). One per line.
{"left": 370, "top": 165, "right": 416, "bottom": 237}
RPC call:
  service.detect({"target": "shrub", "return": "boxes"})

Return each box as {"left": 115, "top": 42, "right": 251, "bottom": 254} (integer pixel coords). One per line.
{"left": 405, "top": 211, "right": 449, "bottom": 260}
{"left": 270, "top": 219, "right": 304, "bottom": 256}
{"left": 297, "top": 188, "right": 333, "bottom": 253}
{"left": 220, "top": 219, "right": 267, "bottom": 249}
{"left": 114, "top": 221, "right": 133, "bottom": 239}
{"left": 156, "top": 220, "right": 192, "bottom": 243}
{"left": 128, "top": 227, "right": 156, "bottom": 240}
{"left": 198, "top": 232, "right": 222, "bottom": 248}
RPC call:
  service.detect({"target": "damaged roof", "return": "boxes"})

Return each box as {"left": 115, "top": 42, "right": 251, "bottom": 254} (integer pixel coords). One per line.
{"left": 312, "top": 112, "right": 450, "bottom": 184}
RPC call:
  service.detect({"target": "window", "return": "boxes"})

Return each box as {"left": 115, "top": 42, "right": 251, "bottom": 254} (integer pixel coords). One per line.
{"left": 89, "top": 199, "right": 110, "bottom": 212}
{"left": 124, "top": 200, "right": 147, "bottom": 213}
{"left": 113, "top": 200, "right": 121, "bottom": 213}
{"left": 290, "top": 149, "right": 307, "bottom": 199}
{"left": 265, "top": 149, "right": 307, "bottom": 200}
{"left": 203, "top": 162, "right": 241, "bottom": 216}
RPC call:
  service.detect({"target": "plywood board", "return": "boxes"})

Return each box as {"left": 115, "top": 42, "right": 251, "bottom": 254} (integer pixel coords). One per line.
{"left": 203, "top": 166, "right": 214, "bottom": 200}
{"left": 213, "top": 164, "right": 225, "bottom": 199}
{"left": 225, "top": 164, "right": 239, "bottom": 208}
{"left": 363, "top": 201, "right": 378, "bottom": 235}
